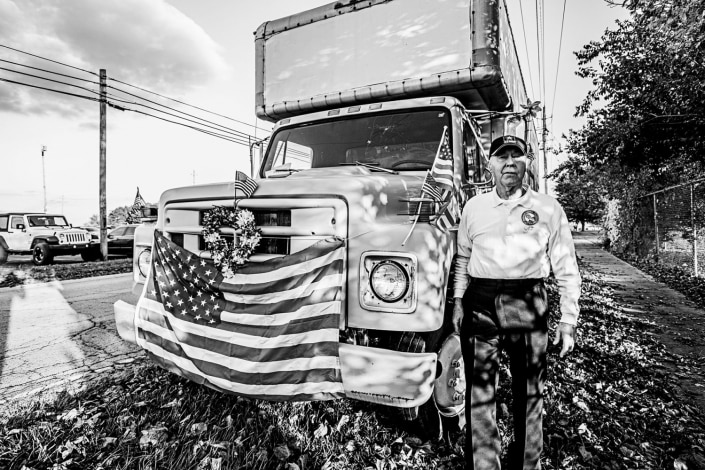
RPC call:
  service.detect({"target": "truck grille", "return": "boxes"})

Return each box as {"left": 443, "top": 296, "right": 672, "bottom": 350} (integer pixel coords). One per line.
{"left": 163, "top": 198, "right": 346, "bottom": 262}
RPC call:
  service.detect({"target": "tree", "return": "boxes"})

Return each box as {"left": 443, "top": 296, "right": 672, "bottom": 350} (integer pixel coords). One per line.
{"left": 549, "top": 156, "right": 606, "bottom": 231}
{"left": 566, "top": 0, "right": 705, "bottom": 252}
{"left": 88, "top": 206, "right": 133, "bottom": 227}
{"left": 571, "top": 0, "right": 705, "bottom": 172}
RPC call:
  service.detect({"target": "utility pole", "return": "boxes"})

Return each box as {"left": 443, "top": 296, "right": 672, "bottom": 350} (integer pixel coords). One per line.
{"left": 99, "top": 69, "right": 108, "bottom": 261}
{"left": 41, "top": 146, "right": 47, "bottom": 213}
{"left": 542, "top": 108, "right": 548, "bottom": 194}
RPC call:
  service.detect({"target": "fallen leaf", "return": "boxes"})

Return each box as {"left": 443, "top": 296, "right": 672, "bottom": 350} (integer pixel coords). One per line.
{"left": 314, "top": 423, "right": 328, "bottom": 439}
{"left": 273, "top": 445, "right": 290, "bottom": 461}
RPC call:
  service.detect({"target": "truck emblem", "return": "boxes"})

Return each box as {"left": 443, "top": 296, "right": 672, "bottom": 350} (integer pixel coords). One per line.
{"left": 521, "top": 210, "right": 539, "bottom": 226}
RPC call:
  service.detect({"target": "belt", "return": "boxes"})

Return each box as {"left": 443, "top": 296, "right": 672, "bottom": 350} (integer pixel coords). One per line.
{"left": 470, "top": 278, "right": 543, "bottom": 288}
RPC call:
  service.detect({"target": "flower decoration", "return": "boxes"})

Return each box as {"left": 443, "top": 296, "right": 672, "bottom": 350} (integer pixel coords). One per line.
{"left": 201, "top": 206, "right": 261, "bottom": 278}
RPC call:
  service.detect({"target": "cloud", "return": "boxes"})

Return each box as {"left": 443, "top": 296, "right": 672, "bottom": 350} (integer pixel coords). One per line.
{"left": 0, "top": 0, "right": 229, "bottom": 117}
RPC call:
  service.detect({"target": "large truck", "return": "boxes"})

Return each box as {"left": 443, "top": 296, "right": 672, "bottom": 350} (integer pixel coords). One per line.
{"left": 115, "top": 0, "right": 539, "bottom": 436}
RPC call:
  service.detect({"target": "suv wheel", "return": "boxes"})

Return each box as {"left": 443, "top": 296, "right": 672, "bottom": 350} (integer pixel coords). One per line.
{"left": 32, "top": 242, "right": 54, "bottom": 266}
{"left": 0, "top": 245, "right": 7, "bottom": 265}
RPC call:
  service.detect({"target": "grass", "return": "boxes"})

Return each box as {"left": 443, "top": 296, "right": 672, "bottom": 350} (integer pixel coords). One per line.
{"left": 0, "top": 258, "right": 132, "bottom": 288}
{"left": 1, "top": 259, "right": 704, "bottom": 469}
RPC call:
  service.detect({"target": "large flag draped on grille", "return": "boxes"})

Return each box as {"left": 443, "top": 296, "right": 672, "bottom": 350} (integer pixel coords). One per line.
{"left": 127, "top": 187, "right": 147, "bottom": 223}
{"left": 135, "top": 230, "right": 346, "bottom": 401}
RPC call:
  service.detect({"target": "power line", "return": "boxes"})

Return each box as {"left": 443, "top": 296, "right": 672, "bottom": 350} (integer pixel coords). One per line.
{"left": 112, "top": 103, "right": 254, "bottom": 146}
{"left": 106, "top": 84, "right": 256, "bottom": 139}
{"left": 517, "top": 0, "right": 536, "bottom": 100}
{"left": 0, "top": 75, "right": 260, "bottom": 145}
{"left": 0, "top": 59, "right": 99, "bottom": 84}
{"left": 534, "top": 0, "right": 543, "bottom": 103}
{"left": 0, "top": 44, "right": 97, "bottom": 77}
{"left": 107, "top": 76, "right": 261, "bottom": 131}
{"left": 0, "top": 67, "right": 99, "bottom": 96}
{"left": 0, "top": 77, "right": 99, "bottom": 102}
{"left": 550, "top": 0, "right": 568, "bottom": 121}
{"left": 106, "top": 93, "right": 257, "bottom": 140}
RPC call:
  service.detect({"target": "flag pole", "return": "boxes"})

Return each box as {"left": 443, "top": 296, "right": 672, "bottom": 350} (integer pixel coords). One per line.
{"left": 402, "top": 170, "right": 431, "bottom": 246}
{"left": 401, "top": 126, "right": 448, "bottom": 246}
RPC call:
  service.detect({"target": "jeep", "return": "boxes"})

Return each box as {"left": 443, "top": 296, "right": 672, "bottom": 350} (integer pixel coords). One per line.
{"left": 0, "top": 213, "right": 99, "bottom": 265}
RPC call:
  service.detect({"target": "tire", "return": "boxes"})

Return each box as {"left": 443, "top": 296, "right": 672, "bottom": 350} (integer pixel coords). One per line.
{"left": 32, "top": 242, "right": 53, "bottom": 266}
{"left": 0, "top": 245, "right": 7, "bottom": 265}
{"left": 389, "top": 332, "right": 445, "bottom": 441}
{"left": 81, "top": 249, "right": 101, "bottom": 262}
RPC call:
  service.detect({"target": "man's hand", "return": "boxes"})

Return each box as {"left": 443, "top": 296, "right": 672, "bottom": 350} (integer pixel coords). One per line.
{"left": 452, "top": 298, "right": 464, "bottom": 334}
{"left": 552, "top": 322, "right": 576, "bottom": 358}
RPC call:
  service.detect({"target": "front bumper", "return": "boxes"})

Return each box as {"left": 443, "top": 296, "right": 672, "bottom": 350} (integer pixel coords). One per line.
{"left": 51, "top": 243, "right": 94, "bottom": 253}
{"left": 112, "top": 300, "right": 437, "bottom": 407}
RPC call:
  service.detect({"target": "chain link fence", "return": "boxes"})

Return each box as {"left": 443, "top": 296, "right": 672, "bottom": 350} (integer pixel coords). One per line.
{"left": 636, "top": 178, "right": 705, "bottom": 277}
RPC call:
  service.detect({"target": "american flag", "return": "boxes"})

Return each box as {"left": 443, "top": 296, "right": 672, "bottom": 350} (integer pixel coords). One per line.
{"left": 431, "top": 192, "right": 460, "bottom": 232}
{"left": 421, "top": 171, "right": 446, "bottom": 202}
{"left": 134, "top": 230, "right": 346, "bottom": 401}
{"left": 430, "top": 127, "right": 453, "bottom": 192}
{"left": 234, "top": 171, "right": 258, "bottom": 199}
{"left": 128, "top": 187, "right": 147, "bottom": 222}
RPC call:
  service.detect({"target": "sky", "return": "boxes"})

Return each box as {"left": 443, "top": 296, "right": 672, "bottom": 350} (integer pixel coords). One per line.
{"left": 0, "top": 0, "right": 629, "bottom": 226}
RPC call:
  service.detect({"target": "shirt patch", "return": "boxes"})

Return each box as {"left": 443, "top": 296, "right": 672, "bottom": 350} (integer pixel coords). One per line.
{"left": 521, "top": 210, "right": 539, "bottom": 226}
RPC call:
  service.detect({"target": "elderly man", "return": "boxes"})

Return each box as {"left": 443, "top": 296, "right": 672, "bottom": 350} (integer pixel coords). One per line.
{"left": 452, "top": 135, "right": 581, "bottom": 469}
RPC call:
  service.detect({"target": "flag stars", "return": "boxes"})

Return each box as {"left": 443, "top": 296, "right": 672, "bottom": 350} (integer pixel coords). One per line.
{"left": 195, "top": 315, "right": 202, "bottom": 321}
{"left": 177, "top": 299, "right": 184, "bottom": 306}
{"left": 200, "top": 260, "right": 206, "bottom": 267}
{"left": 166, "top": 301, "right": 173, "bottom": 308}
{"left": 191, "top": 305, "right": 198, "bottom": 312}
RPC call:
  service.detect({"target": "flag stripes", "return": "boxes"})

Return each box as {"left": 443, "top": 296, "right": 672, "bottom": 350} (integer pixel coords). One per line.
{"left": 430, "top": 127, "right": 453, "bottom": 192}
{"left": 135, "top": 230, "right": 346, "bottom": 401}
{"left": 234, "top": 170, "right": 258, "bottom": 198}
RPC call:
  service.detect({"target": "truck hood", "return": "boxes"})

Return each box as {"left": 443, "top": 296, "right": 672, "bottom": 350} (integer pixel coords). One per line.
{"left": 162, "top": 166, "right": 426, "bottom": 219}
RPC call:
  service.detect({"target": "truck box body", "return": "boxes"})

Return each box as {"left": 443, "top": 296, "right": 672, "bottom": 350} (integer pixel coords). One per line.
{"left": 255, "top": 0, "right": 528, "bottom": 122}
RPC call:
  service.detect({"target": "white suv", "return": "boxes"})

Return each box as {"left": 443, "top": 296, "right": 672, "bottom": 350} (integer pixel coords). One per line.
{"left": 0, "top": 213, "right": 99, "bottom": 265}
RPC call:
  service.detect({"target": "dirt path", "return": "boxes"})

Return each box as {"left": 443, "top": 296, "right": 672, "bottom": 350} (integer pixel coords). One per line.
{"left": 573, "top": 231, "right": 705, "bottom": 415}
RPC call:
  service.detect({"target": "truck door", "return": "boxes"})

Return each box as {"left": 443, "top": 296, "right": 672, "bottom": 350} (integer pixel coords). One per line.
{"left": 6, "top": 215, "right": 32, "bottom": 251}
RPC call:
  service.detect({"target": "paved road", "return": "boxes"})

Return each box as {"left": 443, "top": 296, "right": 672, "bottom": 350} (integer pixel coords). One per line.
{"left": 0, "top": 274, "right": 142, "bottom": 404}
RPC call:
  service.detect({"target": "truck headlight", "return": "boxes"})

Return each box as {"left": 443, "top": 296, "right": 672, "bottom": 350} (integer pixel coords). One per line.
{"left": 370, "top": 261, "right": 409, "bottom": 302}
{"left": 360, "top": 252, "right": 417, "bottom": 313}
{"left": 137, "top": 248, "right": 152, "bottom": 277}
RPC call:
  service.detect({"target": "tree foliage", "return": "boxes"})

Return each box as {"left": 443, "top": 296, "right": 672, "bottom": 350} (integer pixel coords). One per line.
{"left": 571, "top": 0, "right": 705, "bottom": 171}
{"left": 565, "top": 0, "right": 705, "bottom": 251}
{"left": 88, "top": 206, "right": 134, "bottom": 227}
{"left": 549, "top": 156, "right": 606, "bottom": 231}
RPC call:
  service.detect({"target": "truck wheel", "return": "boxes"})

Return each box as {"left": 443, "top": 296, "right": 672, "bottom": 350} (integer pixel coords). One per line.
{"left": 0, "top": 245, "right": 7, "bottom": 265}
{"left": 392, "top": 331, "right": 466, "bottom": 441}
{"left": 389, "top": 332, "right": 444, "bottom": 441}
{"left": 81, "top": 249, "right": 101, "bottom": 262}
{"left": 32, "top": 242, "right": 54, "bottom": 266}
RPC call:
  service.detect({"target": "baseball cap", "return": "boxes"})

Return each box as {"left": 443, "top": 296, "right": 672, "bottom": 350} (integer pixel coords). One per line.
{"left": 489, "top": 135, "right": 528, "bottom": 156}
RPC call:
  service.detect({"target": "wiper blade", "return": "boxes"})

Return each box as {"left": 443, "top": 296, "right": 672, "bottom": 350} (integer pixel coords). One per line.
{"left": 354, "top": 161, "right": 398, "bottom": 174}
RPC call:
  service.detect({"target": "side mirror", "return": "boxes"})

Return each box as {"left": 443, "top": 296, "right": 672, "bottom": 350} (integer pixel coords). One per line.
{"left": 17, "top": 224, "right": 25, "bottom": 231}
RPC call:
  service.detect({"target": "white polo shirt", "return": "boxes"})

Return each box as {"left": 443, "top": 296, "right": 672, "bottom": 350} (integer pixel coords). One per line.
{"left": 454, "top": 188, "right": 581, "bottom": 325}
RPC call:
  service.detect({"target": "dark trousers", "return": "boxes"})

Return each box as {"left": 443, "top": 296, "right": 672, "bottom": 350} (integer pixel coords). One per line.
{"left": 461, "top": 278, "right": 548, "bottom": 470}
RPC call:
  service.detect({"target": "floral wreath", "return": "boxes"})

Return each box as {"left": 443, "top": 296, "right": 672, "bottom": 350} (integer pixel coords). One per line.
{"left": 202, "top": 206, "right": 262, "bottom": 278}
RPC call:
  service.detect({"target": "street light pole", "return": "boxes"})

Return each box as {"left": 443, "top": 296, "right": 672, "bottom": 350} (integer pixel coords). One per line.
{"left": 41, "top": 145, "right": 47, "bottom": 213}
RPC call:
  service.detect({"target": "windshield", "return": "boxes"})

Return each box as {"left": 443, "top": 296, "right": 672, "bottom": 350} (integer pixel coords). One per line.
{"left": 261, "top": 109, "right": 451, "bottom": 175}
{"left": 28, "top": 215, "right": 69, "bottom": 227}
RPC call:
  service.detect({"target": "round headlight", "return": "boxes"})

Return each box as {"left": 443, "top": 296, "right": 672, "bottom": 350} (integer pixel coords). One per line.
{"left": 137, "top": 248, "right": 152, "bottom": 277}
{"left": 370, "top": 260, "right": 409, "bottom": 302}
